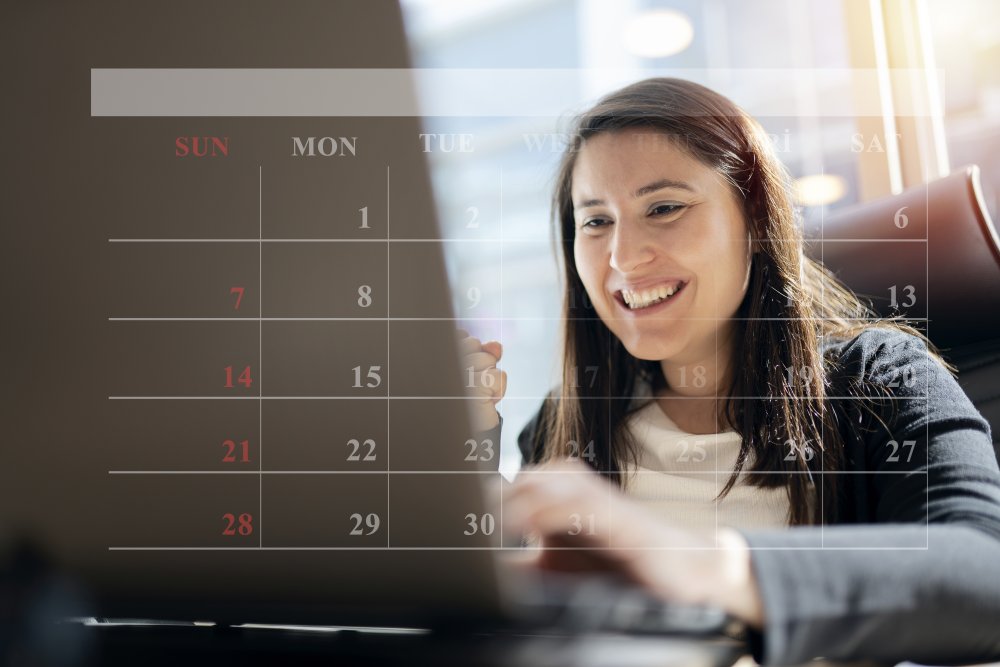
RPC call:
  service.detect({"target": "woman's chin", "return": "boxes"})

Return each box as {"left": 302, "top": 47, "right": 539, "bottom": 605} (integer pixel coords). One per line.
{"left": 621, "top": 338, "right": 677, "bottom": 362}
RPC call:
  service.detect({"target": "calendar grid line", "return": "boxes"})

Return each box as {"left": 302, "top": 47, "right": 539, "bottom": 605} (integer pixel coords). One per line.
{"left": 107, "top": 395, "right": 931, "bottom": 400}
{"left": 258, "top": 164, "right": 263, "bottom": 549}
{"left": 106, "top": 237, "right": 931, "bottom": 244}
{"left": 925, "top": 158, "right": 931, "bottom": 547}
{"left": 714, "top": 269, "right": 719, "bottom": 547}
{"left": 608, "top": 321, "right": 612, "bottom": 551}
{"left": 106, "top": 316, "right": 933, "bottom": 322}
{"left": 498, "top": 166, "right": 504, "bottom": 545}
{"left": 99, "top": 150, "right": 938, "bottom": 555}
{"left": 821, "top": 163, "right": 826, "bottom": 546}
{"left": 105, "top": 546, "right": 933, "bottom": 552}
{"left": 106, "top": 470, "right": 928, "bottom": 476}
{"left": 386, "top": 163, "right": 391, "bottom": 548}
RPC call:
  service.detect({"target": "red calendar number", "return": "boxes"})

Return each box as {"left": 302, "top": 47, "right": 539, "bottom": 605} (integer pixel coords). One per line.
{"left": 222, "top": 512, "right": 254, "bottom": 536}
{"left": 222, "top": 439, "right": 250, "bottom": 463}
{"left": 224, "top": 365, "right": 253, "bottom": 388}
{"left": 230, "top": 286, "right": 245, "bottom": 310}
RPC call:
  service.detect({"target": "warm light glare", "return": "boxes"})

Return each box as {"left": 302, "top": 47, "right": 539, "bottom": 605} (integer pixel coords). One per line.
{"left": 623, "top": 10, "right": 694, "bottom": 58}
{"left": 794, "top": 174, "right": 848, "bottom": 206}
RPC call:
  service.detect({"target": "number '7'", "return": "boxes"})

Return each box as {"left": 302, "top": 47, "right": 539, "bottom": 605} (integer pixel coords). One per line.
{"left": 231, "top": 286, "right": 245, "bottom": 310}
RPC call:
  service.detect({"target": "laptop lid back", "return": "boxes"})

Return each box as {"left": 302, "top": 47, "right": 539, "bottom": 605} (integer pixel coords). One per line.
{"left": 1, "top": 0, "right": 508, "bottom": 628}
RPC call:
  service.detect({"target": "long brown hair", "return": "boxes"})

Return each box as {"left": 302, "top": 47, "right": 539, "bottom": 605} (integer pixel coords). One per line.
{"left": 527, "top": 77, "right": 952, "bottom": 525}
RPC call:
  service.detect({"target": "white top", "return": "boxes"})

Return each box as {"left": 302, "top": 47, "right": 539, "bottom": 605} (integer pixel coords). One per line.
{"left": 622, "top": 399, "right": 793, "bottom": 536}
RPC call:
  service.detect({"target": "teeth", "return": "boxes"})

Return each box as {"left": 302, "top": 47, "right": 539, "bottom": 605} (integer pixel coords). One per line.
{"left": 621, "top": 283, "right": 682, "bottom": 310}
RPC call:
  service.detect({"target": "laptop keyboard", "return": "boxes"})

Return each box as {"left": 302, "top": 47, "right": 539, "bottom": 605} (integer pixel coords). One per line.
{"left": 516, "top": 572, "right": 742, "bottom": 637}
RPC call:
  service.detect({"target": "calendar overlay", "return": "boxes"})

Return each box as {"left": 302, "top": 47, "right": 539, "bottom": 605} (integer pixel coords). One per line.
{"left": 88, "top": 69, "right": 933, "bottom": 568}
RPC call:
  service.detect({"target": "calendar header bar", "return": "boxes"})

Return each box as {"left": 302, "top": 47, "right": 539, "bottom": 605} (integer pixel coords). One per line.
{"left": 91, "top": 68, "right": 944, "bottom": 118}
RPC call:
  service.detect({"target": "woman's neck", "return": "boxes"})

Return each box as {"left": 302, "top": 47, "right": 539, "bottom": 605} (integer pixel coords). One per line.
{"left": 658, "top": 328, "right": 736, "bottom": 397}
{"left": 655, "top": 332, "right": 736, "bottom": 434}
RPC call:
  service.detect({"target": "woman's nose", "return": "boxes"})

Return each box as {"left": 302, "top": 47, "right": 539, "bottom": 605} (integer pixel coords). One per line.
{"left": 609, "top": 222, "right": 656, "bottom": 273}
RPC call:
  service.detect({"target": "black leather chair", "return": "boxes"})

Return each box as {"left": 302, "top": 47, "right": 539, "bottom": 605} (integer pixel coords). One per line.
{"left": 814, "top": 165, "right": 1000, "bottom": 462}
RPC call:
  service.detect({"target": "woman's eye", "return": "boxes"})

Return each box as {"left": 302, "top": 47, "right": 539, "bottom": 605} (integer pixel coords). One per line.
{"left": 650, "top": 203, "right": 685, "bottom": 217}
{"left": 581, "top": 218, "right": 610, "bottom": 230}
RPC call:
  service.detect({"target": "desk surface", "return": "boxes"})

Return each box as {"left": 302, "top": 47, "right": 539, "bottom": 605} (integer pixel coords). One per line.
{"left": 30, "top": 621, "right": 748, "bottom": 667}
{"left": 25, "top": 621, "right": 1000, "bottom": 667}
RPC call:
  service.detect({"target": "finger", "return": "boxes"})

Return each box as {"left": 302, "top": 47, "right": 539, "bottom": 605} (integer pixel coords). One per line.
{"left": 458, "top": 336, "right": 483, "bottom": 356}
{"left": 506, "top": 470, "right": 600, "bottom": 512}
{"left": 480, "top": 367, "right": 505, "bottom": 399}
{"left": 514, "top": 482, "right": 674, "bottom": 557}
{"left": 464, "top": 351, "right": 500, "bottom": 371}
{"left": 455, "top": 328, "right": 469, "bottom": 339}
{"left": 550, "top": 456, "right": 594, "bottom": 470}
{"left": 505, "top": 464, "right": 613, "bottom": 533}
{"left": 466, "top": 367, "right": 504, "bottom": 400}
{"left": 507, "top": 498, "right": 609, "bottom": 545}
{"left": 511, "top": 458, "right": 594, "bottom": 484}
{"left": 490, "top": 370, "right": 507, "bottom": 404}
{"left": 506, "top": 466, "right": 598, "bottom": 512}
{"left": 481, "top": 340, "right": 502, "bottom": 360}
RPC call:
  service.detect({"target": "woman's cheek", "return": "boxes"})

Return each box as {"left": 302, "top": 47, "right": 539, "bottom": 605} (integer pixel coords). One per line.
{"left": 574, "top": 248, "right": 605, "bottom": 305}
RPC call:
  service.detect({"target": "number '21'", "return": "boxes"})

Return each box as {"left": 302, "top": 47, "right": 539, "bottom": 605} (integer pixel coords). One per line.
{"left": 222, "top": 439, "right": 250, "bottom": 463}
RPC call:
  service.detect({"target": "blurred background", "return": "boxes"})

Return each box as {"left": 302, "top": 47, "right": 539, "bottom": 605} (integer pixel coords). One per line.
{"left": 398, "top": 0, "right": 1000, "bottom": 478}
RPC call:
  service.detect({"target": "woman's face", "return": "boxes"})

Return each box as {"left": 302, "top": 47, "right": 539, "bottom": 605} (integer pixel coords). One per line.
{"left": 571, "top": 128, "right": 753, "bottom": 366}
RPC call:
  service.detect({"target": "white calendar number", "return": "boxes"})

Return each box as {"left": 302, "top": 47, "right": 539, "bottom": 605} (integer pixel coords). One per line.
{"left": 466, "top": 287, "right": 481, "bottom": 309}
{"left": 464, "top": 513, "right": 495, "bottom": 536}
{"left": 886, "top": 364, "right": 917, "bottom": 388}
{"left": 346, "top": 438, "right": 377, "bottom": 462}
{"left": 567, "top": 365, "right": 599, "bottom": 389}
{"left": 352, "top": 365, "right": 382, "bottom": 388}
{"left": 466, "top": 366, "right": 497, "bottom": 389}
{"left": 349, "top": 512, "right": 381, "bottom": 536}
{"left": 885, "top": 439, "right": 916, "bottom": 463}
{"left": 465, "top": 206, "right": 480, "bottom": 229}
{"left": 568, "top": 513, "right": 596, "bottom": 536}
{"left": 784, "top": 364, "right": 815, "bottom": 387}
{"left": 677, "top": 439, "right": 707, "bottom": 463}
{"left": 357, "top": 285, "right": 373, "bottom": 308}
{"left": 888, "top": 284, "right": 916, "bottom": 309}
{"left": 677, "top": 365, "right": 707, "bottom": 388}
{"left": 893, "top": 206, "right": 908, "bottom": 229}
{"left": 783, "top": 439, "right": 815, "bottom": 462}
{"left": 567, "top": 439, "right": 596, "bottom": 463}
{"left": 464, "top": 438, "right": 495, "bottom": 462}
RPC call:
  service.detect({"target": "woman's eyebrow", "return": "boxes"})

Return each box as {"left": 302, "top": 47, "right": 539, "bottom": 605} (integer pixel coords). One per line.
{"left": 574, "top": 178, "right": 696, "bottom": 209}
{"left": 633, "top": 178, "right": 696, "bottom": 198}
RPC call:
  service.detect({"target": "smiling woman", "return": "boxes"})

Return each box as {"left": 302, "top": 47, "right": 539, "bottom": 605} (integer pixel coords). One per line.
{"left": 536, "top": 78, "right": 889, "bottom": 524}
{"left": 473, "top": 77, "right": 1000, "bottom": 666}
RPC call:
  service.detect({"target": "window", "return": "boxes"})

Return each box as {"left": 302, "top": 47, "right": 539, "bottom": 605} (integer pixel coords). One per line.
{"left": 400, "top": 0, "right": 938, "bottom": 476}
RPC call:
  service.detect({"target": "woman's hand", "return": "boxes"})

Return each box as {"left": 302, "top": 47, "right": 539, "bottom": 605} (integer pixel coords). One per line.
{"left": 502, "top": 457, "right": 765, "bottom": 629}
{"left": 456, "top": 329, "right": 507, "bottom": 432}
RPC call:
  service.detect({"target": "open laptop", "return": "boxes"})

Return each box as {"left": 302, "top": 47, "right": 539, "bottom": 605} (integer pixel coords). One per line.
{"left": 1, "top": 1, "right": 744, "bottom": 663}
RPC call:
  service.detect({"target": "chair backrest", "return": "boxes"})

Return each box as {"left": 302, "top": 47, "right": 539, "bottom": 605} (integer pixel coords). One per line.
{"left": 815, "top": 166, "right": 1000, "bottom": 460}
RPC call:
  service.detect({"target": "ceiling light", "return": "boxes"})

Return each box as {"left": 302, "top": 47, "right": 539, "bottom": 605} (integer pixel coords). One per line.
{"left": 794, "top": 174, "right": 848, "bottom": 207}
{"left": 623, "top": 9, "right": 694, "bottom": 59}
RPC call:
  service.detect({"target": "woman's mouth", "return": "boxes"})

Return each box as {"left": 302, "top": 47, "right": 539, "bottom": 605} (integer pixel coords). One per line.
{"left": 614, "top": 281, "right": 688, "bottom": 315}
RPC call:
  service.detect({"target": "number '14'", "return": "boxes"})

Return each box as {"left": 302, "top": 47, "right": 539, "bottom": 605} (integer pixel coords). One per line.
{"left": 224, "top": 365, "right": 253, "bottom": 389}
